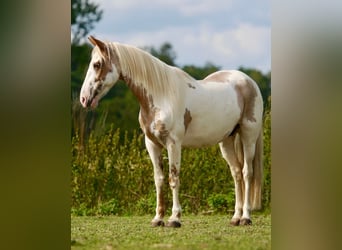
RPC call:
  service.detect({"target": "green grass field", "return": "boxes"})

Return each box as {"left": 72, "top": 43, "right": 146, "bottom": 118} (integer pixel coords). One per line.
{"left": 71, "top": 213, "right": 271, "bottom": 250}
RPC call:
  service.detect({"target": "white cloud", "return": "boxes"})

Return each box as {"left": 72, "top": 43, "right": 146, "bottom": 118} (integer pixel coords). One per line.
{"left": 89, "top": 0, "right": 271, "bottom": 72}
{"left": 210, "top": 23, "right": 270, "bottom": 72}
{"left": 94, "top": 0, "right": 233, "bottom": 15}
{"left": 163, "top": 0, "right": 233, "bottom": 16}
{"left": 208, "top": 23, "right": 270, "bottom": 59}
{"left": 97, "top": 22, "right": 270, "bottom": 72}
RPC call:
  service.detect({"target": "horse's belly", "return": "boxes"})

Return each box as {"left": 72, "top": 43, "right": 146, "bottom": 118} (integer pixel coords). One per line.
{"left": 181, "top": 81, "right": 241, "bottom": 147}
{"left": 182, "top": 118, "right": 237, "bottom": 148}
{"left": 182, "top": 133, "right": 225, "bottom": 148}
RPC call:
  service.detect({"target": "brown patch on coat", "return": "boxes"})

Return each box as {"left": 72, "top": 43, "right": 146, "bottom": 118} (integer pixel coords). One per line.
{"left": 170, "top": 164, "right": 178, "bottom": 176}
{"left": 176, "top": 212, "right": 181, "bottom": 219}
{"left": 187, "top": 82, "right": 196, "bottom": 89}
{"left": 94, "top": 56, "right": 113, "bottom": 82}
{"left": 203, "top": 71, "right": 231, "bottom": 83}
{"left": 157, "top": 193, "right": 165, "bottom": 218}
{"left": 123, "top": 75, "right": 161, "bottom": 145}
{"left": 154, "top": 120, "right": 169, "bottom": 145}
{"left": 169, "top": 164, "right": 179, "bottom": 188}
{"left": 183, "top": 108, "right": 192, "bottom": 132}
{"left": 123, "top": 74, "right": 171, "bottom": 146}
{"left": 92, "top": 43, "right": 121, "bottom": 82}
{"left": 234, "top": 79, "right": 257, "bottom": 122}
{"left": 123, "top": 75, "right": 151, "bottom": 113}
{"left": 158, "top": 155, "right": 164, "bottom": 171}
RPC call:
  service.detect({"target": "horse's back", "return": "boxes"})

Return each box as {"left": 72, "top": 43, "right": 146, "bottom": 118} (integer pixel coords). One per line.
{"left": 182, "top": 70, "right": 263, "bottom": 147}
{"left": 182, "top": 71, "right": 241, "bottom": 147}
{"left": 204, "top": 70, "right": 263, "bottom": 123}
{"left": 203, "top": 70, "right": 259, "bottom": 89}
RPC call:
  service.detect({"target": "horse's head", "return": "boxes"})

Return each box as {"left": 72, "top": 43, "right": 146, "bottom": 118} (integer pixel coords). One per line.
{"left": 80, "top": 36, "right": 120, "bottom": 109}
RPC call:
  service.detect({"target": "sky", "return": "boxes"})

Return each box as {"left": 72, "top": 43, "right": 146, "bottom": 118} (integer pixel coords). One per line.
{"left": 89, "top": 0, "right": 271, "bottom": 73}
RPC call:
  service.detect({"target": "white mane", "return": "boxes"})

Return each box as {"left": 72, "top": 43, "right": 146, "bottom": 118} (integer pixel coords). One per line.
{"left": 108, "top": 42, "right": 195, "bottom": 105}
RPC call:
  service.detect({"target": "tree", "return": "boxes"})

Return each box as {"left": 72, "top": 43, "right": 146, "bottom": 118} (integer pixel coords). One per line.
{"left": 71, "top": 0, "right": 103, "bottom": 143}
{"left": 182, "top": 62, "right": 221, "bottom": 80}
{"left": 145, "top": 43, "right": 177, "bottom": 66}
{"left": 71, "top": 0, "right": 103, "bottom": 45}
{"left": 71, "top": 44, "right": 92, "bottom": 92}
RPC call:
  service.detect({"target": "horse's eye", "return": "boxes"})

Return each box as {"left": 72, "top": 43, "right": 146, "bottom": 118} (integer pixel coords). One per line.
{"left": 93, "top": 62, "right": 101, "bottom": 70}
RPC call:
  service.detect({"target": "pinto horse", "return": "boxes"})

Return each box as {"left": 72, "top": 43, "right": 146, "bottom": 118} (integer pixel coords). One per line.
{"left": 80, "top": 36, "right": 264, "bottom": 227}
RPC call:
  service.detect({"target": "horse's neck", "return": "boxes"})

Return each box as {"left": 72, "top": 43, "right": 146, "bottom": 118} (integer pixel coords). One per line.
{"left": 116, "top": 46, "right": 192, "bottom": 113}
{"left": 121, "top": 74, "right": 154, "bottom": 111}
{"left": 121, "top": 73, "right": 186, "bottom": 122}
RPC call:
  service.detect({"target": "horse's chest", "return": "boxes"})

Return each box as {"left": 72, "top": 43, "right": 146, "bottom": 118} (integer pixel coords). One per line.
{"left": 139, "top": 108, "right": 172, "bottom": 146}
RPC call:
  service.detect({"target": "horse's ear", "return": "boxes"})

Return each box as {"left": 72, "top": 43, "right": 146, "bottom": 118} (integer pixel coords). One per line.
{"left": 88, "top": 35, "right": 98, "bottom": 46}
{"left": 88, "top": 36, "right": 107, "bottom": 54}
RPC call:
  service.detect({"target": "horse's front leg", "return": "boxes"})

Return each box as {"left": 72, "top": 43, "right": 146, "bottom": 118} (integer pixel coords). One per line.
{"left": 145, "top": 136, "right": 165, "bottom": 227}
{"left": 166, "top": 140, "right": 182, "bottom": 228}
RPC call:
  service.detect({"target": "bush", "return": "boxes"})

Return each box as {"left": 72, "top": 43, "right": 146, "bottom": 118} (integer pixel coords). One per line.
{"left": 136, "top": 192, "right": 157, "bottom": 215}
{"left": 263, "top": 106, "right": 271, "bottom": 210}
{"left": 71, "top": 109, "right": 271, "bottom": 215}
{"left": 96, "top": 198, "right": 121, "bottom": 215}
{"left": 207, "top": 193, "right": 233, "bottom": 214}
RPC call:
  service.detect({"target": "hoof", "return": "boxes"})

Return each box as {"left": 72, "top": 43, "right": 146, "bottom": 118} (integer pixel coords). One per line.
{"left": 230, "top": 218, "right": 240, "bottom": 226}
{"left": 166, "top": 221, "right": 181, "bottom": 228}
{"left": 151, "top": 220, "right": 165, "bottom": 227}
{"left": 240, "top": 218, "right": 252, "bottom": 225}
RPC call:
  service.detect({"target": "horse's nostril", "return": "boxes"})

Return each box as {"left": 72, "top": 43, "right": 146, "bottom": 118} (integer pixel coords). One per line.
{"left": 81, "top": 97, "right": 86, "bottom": 104}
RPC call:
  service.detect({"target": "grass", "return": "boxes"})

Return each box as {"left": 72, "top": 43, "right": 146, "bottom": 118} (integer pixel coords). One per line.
{"left": 71, "top": 213, "right": 271, "bottom": 250}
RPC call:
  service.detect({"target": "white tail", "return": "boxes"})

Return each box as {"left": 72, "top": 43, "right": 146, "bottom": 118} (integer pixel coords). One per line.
{"left": 234, "top": 129, "right": 263, "bottom": 210}
{"left": 251, "top": 130, "right": 263, "bottom": 210}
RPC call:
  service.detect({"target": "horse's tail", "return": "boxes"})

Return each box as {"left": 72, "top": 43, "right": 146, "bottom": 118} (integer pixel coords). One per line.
{"left": 251, "top": 129, "right": 263, "bottom": 210}
{"left": 234, "top": 128, "right": 263, "bottom": 210}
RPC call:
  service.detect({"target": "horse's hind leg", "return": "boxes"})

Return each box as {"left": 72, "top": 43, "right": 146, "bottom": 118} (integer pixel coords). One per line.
{"left": 239, "top": 125, "right": 259, "bottom": 225}
{"left": 145, "top": 136, "right": 165, "bottom": 227}
{"left": 219, "top": 136, "right": 244, "bottom": 226}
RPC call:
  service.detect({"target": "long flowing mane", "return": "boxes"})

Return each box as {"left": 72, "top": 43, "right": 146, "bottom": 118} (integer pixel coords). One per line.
{"left": 108, "top": 42, "right": 195, "bottom": 104}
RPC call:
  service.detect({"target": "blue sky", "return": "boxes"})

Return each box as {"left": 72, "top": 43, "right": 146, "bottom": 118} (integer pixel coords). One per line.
{"left": 89, "top": 0, "right": 270, "bottom": 73}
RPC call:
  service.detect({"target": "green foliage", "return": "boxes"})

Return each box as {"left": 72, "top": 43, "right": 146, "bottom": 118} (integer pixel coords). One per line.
{"left": 183, "top": 62, "right": 221, "bottom": 80}
{"left": 145, "top": 42, "right": 177, "bottom": 66}
{"left": 262, "top": 99, "right": 271, "bottom": 209}
{"left": 95, "top": 82, "right": 141, "bottom": 135}
{"left": 178, "top": 145, "right": 232, "bottom": 214}
{"left": 71, "top": 0, "right": 103, "bottom": 45}
{"left": 71, "top": 44, "right": 92, "bottom": 91}
{"left": 207, "top": 193, "right": 234, "bottom": 213}
{"left": 72, "top": 127, "right": 153, "bottom": 215}
{"left": 136, "top": 192, "right": 157, "bottom": 215}
{"left": 95, "top": 198, "right": 121, "bottom": 215}
{"left": 71, "top": 106, "right": 271, "bottom": 215}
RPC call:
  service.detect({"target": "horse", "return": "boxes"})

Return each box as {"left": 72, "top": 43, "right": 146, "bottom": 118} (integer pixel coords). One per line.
{"left": 80, "top": 36, "right": 264, "bottom": 227}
